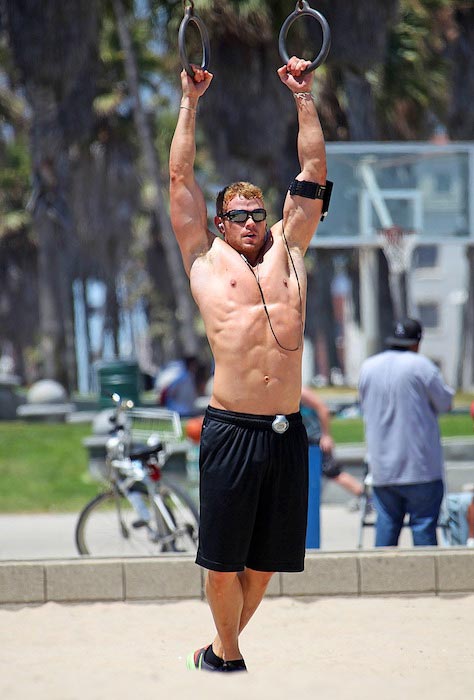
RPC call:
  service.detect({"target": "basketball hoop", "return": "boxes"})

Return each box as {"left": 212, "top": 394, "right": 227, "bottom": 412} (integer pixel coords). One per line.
{"left": 377, "top": 226, "right": 419, "bottom": 275}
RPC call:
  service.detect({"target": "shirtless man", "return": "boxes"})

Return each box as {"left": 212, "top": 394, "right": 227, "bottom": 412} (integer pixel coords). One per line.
{"left": 169, "top": 56, "right": 329, "bottom": 672}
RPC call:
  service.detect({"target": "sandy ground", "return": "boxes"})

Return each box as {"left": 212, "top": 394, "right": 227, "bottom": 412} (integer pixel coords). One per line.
{"left": 1, "top": 595, "right": 474, "bottom": 700}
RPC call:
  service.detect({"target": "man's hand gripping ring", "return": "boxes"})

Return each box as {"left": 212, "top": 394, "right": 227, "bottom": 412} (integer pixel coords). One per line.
{"left": 178, "top": 1, "right": 211, "bottom": 79}
{"left": 279, "top": 0, "right": 331, "bottom": 73}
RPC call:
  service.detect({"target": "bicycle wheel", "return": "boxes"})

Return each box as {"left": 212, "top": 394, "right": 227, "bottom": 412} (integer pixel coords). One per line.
{"left": 75, "top": 486, "right": 167, "bottom": 557}
{"left": 157, "top": 478, "right": 199, "bottom": 554}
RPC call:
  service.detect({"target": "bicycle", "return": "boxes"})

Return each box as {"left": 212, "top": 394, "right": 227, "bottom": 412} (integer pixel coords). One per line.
{"left": 75, "top": 394, "right": 199, "bottom": 557}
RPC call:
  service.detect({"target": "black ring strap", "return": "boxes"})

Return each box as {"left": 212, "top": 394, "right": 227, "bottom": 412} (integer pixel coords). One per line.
{"left": 178, "top": 1, "right": 211, "bottom": 78}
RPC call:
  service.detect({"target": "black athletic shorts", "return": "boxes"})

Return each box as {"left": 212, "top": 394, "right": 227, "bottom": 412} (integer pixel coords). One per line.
{"left": 196, "top": 406, "right": 309, "bottom": 573}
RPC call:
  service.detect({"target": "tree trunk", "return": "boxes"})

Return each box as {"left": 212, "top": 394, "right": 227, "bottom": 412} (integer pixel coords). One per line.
{"left": 4, "top": 0, "right": 100, "bottom": 392}
{"left": 105, "top": 278, "right": 120, "bottom": 358}
{"left": 343, "top": 70, "right": 378, "bottom": 140}
{"left": 35, "top": 213, "right": 67, "bottom": 385}
{"left": 312, "top": 250, "right": 340, "bottom": 378}
{"left": 112, "top": 0, "right": 198, "bottom": 357}
{"left": 316, "top": 0, "right": 399, "bottom": 140}
{"left": 447, "top": 8, "right": 474, "bottom": 139}
{"left": 77, "top": 277, "right": 93, "bottom": 389}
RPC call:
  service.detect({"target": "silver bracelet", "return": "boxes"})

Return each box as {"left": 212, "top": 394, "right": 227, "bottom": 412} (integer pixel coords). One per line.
{"left": 180, "top": 105, "right": 197, "bottom": 113}
{"left": 293, "top": 91, "right": 314, "bottom": 101}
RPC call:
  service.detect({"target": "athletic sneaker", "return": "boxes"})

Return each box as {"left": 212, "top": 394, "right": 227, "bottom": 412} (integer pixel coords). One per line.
{"left": 186, "top": 646, "right": 224, "bottom": 672}
{"left": 222, "top": 659, "right": 247, "bottom": 672}
{"left": 186, "top": 647, "right": 247, "bottom": 672}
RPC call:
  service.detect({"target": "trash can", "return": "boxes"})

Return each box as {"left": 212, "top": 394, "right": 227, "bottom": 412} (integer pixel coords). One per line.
{"left": 306, "top": 444, "right": 321, "bottom": 549}
{"left": 97, "top": 360, "right": 142, "bottom": 407}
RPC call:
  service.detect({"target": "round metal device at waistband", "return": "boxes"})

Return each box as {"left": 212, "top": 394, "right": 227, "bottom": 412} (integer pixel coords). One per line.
{"left": 272, "top": 414, "right": 290, "bottom": 434}
{"left": 178, "top": 1, "right": 211, "bottom": 79}
{"left": 278, "top": 0, "right": 331, "bottom": 73}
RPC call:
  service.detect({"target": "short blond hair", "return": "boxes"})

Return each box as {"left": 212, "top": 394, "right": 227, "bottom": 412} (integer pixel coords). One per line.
{"left": 216, "top": 181, "right": 264, "bottom": 215}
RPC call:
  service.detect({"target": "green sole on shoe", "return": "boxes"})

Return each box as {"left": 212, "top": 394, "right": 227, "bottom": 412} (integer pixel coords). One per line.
{"left": 186, "top": 647, "right": 224, "bottom": 672}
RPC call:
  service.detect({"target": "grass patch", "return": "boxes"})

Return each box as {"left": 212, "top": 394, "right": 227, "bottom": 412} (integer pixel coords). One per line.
{"left": 0, "top": 421, "right": 97, "bottom": 513}
{"left": 439, "top": 413, "right": 474, "bottom": 437}
{"left": 331, "top": 412, "right": 474, "bottom": 444}
{"left": 331, "top": 418, "right": 365, "bottom": 444}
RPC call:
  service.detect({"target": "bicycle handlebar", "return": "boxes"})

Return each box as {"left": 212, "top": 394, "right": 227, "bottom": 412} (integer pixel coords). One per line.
{"left": 129, "top": 444, "right": 163, "bottom": 461}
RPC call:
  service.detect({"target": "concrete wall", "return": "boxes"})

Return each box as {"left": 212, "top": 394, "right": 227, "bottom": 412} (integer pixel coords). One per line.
{"left": 2, "top": 550, "right": 474, "bottom": 605}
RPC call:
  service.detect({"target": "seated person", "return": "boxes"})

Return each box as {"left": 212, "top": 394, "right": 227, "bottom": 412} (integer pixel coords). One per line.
{"left": 440, "top": 488, "right": 474, "bottom": 546}
{"left": 157, "top": 356, "right": 201, "bottom": 416}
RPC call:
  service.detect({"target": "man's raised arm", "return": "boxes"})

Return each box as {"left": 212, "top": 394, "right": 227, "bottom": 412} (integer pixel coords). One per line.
{"left": 277, "top": 57, "right": 328, "bottom": 254}
{"left": 169, "top": 68, "right": 213, "bottom": 276}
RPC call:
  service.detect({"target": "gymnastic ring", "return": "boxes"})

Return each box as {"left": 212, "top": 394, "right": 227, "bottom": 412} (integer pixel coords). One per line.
{"left": 278, "top": 0, "right": 331, "bottom": 73}
{"left": 178, "top": 1, "right": 211, "bottom": 79}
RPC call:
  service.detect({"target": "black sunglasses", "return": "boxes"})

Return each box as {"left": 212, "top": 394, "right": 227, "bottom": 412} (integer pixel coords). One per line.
{"left": 221, "top": 208, "right": 267, "bottom": 223}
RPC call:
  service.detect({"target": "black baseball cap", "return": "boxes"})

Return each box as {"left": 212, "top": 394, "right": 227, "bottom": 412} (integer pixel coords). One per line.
{"left": 385, "top": 318, "right": 423, "bottom": 348}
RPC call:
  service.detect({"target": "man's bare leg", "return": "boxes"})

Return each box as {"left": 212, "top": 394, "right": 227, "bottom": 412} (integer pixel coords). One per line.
{"left": 207, "top": 568, "right": 274, "bottom": 661}
{"left": 238, "top": 568, "right": 274, "bottom": 633}
{"left": 205, "top": 571, "right": 244, "bottom": 661}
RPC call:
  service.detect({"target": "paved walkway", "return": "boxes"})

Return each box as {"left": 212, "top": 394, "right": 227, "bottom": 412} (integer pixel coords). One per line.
{"left": 0, "top": 504, "right": 414, "bottom": 561}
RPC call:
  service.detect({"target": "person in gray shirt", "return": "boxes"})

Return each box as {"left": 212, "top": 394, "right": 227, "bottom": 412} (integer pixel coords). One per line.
{"left": 358, "top": 318, "right": 454, "bottom": 546}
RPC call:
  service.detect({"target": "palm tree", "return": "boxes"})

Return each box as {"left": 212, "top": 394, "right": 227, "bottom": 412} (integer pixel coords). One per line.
{"left": 112, "top": 0, "right": 199, "bottom": 356}
{"left": 4, "top": 0, "right": 101, "bottom": 391}
{"left": 379, "top": 0, "right": 451, "bottom": 140}
{"left": 447, "top": 5, "right": 474, "bottom": 387}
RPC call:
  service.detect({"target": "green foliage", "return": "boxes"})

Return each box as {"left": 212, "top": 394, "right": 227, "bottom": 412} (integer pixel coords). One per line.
{"left": 379, "top": 0, "right": 451, "bottom": 137}
{"left": 161, "top": 0, "right": 281, "bottom": 49}
{"left": 0, "top": 211, "right": 30, "bottom": 237}
{"left": 0, "top": 138, "right": 30, "bottom": 194}
{"left": 0, "top": 41, "right": 31, "bottom": 234}
{"left": 199, "top": 0, "right": 292, "bottom": 27}
{"left": 0, "top": 136, "right": 31, "bottom": 236}
{"left": 96, "top": 8, "right": 165, "bottom": 124}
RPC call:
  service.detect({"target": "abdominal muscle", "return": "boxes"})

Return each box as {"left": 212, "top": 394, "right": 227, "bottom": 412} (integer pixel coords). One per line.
{"left": 210, "top": 341, "right": 304, "bottom": 415}
{"left": 191, "top": 242, "right": 305, "bottom": 415}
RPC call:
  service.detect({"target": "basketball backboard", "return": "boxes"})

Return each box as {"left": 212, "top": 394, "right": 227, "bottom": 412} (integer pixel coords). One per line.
{"left": 313, "top": 143, "right": 473, "bottom": 247}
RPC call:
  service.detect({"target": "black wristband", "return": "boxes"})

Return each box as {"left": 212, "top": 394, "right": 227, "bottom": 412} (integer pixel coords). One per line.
{"left": 288, "top": 179, "right": 333, "bottom": 221}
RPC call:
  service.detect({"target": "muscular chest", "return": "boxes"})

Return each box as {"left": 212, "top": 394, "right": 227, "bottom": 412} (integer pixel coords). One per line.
{"left": 224, "top": 264, "right": 295, "bottom": 310}
{"left": 192, "top": 245, "right": 304, "bottom": 315}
